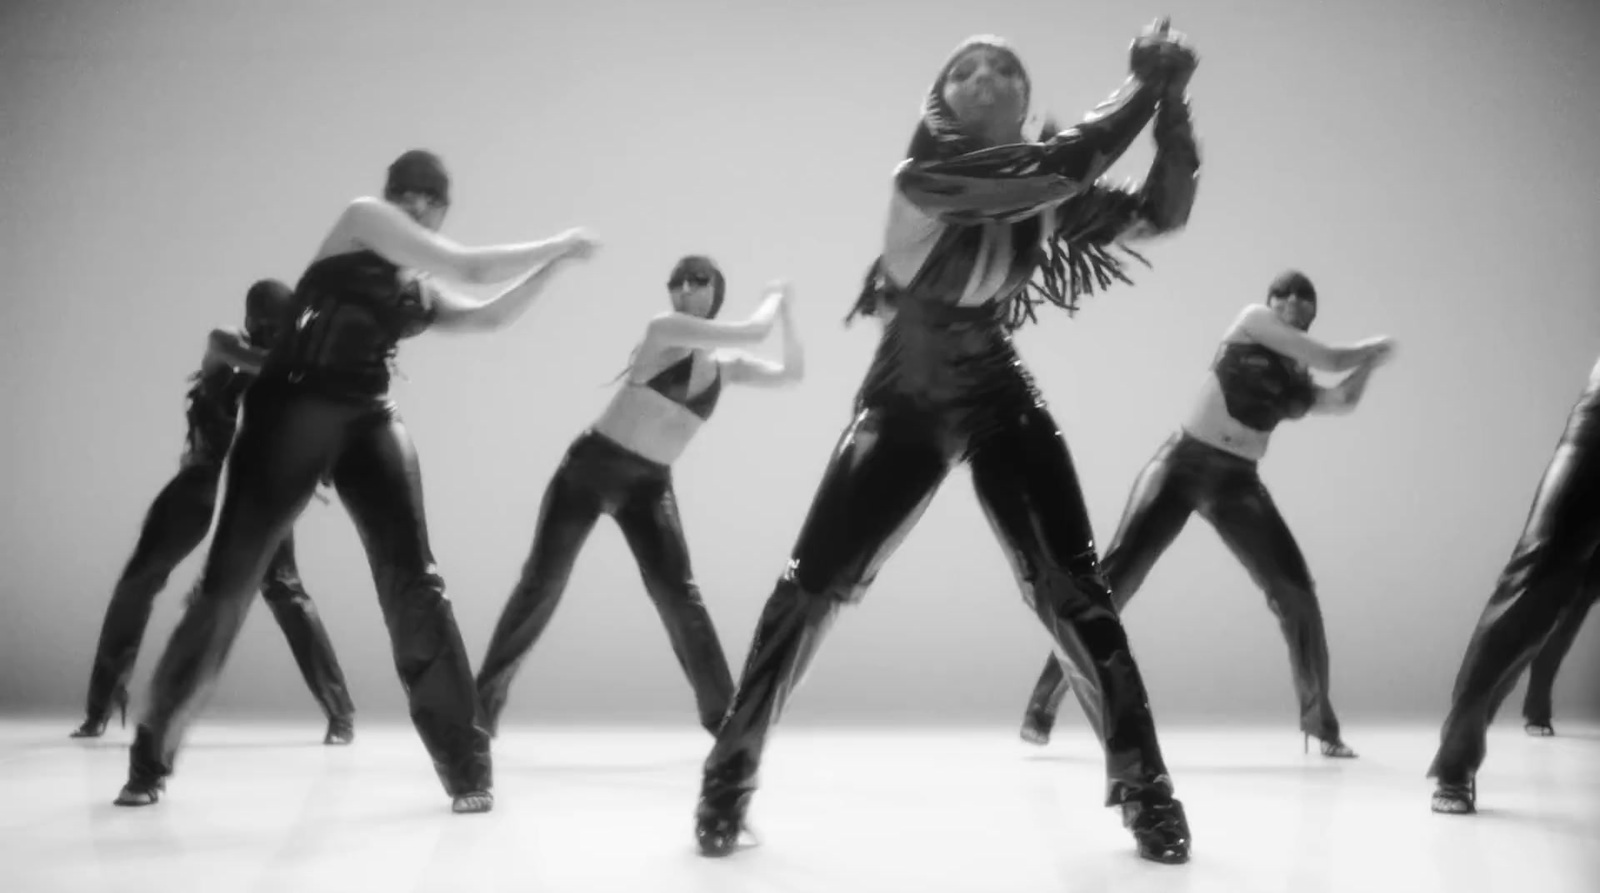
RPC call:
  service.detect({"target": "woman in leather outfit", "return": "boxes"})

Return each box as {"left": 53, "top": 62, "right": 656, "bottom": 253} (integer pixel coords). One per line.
{"left": 695, "top": 20, "right": 1202, "bottom": 865}
{"left": 475, "top": 258, "right": 803, "bottom": 737}
{"left": 113, "top": 150, "right": 599, "bottom": 814}
{"left": 1017, "top": 271, "right": 1397, "bottom": 759}
{"left": 1430, "top": 355, "right": 1600, "bottom": 814}
{"left": 73, "top": 279, "right": 357, "bottom": 746}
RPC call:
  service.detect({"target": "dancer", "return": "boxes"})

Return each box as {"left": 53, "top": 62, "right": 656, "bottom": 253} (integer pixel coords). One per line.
{"left": 73, "top": 280, "right": 356, "bottom": 745}
{"left": 1429, "top": 355, "right": 1600, "bottom": 814}
{"left": 1519, "top": 568, "right": 1596, "bottom": 737}
{"left": 113, "top": 149, "right": 599, "bottom": 813}
{"left": 476, "top": 258, "right": 803, "bottom": 736}
{"left": 1017, "top": 271, "right": 1396, "bottom": 758}
{"left": 696, "top": 21, "right": 1201, "bottom": 864}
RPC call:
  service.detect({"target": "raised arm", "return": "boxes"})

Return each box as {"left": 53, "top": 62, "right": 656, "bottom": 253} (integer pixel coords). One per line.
{"left": 1051, "top": 48, "right": 1201, "bottom": 248}
{"left": 204, "top": 328, "right": 267, "bottom": 374}
{"left": 430, "top": 233, "right": 599, "bottom": 333}
{"left": 340, "top": 198, "right": 584, "bottom": 285}
{"left": 1310, "top": 360, "right": 1382, "bottom": 415}
{"left": 1235, "top": 305, "right": 1394, "bottom": 373}
{"left": 894, "top": 19, "right": 1193, "bottom": 224}
{"left": 720, "top": 287, "right": 804, "bottom": 388}
{"left": 643, "top": 284, "right": 785, "bottom": 352}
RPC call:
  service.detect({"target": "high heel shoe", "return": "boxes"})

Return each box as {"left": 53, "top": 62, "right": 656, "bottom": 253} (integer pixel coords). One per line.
{"left": 323, "top": 716, "right": 355, "bottom": 746}
{"left": 1304, "top": 732, "right": 1357, "bottom": 759}
{"left": 1019, "top": 708, "right": 1054, "bottom": 746}
{"left": 1120, "top": 789, "right": 1191, "bottom": 864}
{"left": 451, "top": 791, "right": 493, "bottom": 814}
{"left": 113, "top": 778, "right": 164, "bottom": 807}
{"left": 69, "top": 689, "right": 128, "bottom": 739}
{"left": 1431, "top": 776, "right": 1476, "bottom": 814}
{"left": 1524, "top": 721, "right": 1556, "bottom": 737}
{"left": 695, "top": 789, "right": 755, "bottom": 858}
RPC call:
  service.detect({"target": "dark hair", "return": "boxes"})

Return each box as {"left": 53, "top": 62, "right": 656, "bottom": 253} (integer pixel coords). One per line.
{"left": 1267, "top": 270, "right": 1317, "bottom": 302}
{"left": 384, "top": 149, "right": 450, "bottom": 206}
{"left": 607, "top": 256, "right": 727, "bottom": 385}
{"left": 243, "top": 278, "right": 295, "bottom": 344}
{"left": 668, "top": 255, "right": 726, "bottom": 318}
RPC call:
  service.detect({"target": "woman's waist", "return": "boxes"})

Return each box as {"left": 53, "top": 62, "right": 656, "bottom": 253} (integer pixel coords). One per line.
{"left": 569, "top": 428, "right": 674, "bottom": 477}
{"left": 860, "top": 318, "right": 1031, "bottom": 402}
{"left": 256, "top": 360, "right": 394, "bottom": 402}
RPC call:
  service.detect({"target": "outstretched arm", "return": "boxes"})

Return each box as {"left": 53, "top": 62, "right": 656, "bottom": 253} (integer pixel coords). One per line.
{"left": 720, "top": 289, "right": 804, "bottom": 388}
{"left": 1235, "top": 305, "right": 1396, "bottom": 373}
{"left": 340, "top": 198, "right": 588, "bottom": 285}
{"left": 644, "top": 283, "right": 786, "bottom": 352}
{"left": 430, "top": 233, "right": 600, "bottom": 333}
{"left": 1311, "top": 358, "right": 1387, "bottom": 414}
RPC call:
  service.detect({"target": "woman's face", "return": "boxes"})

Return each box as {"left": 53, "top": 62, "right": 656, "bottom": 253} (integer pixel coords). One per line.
{"left": 393, "top": 191, "right": 449, "bottom": 232}
{"left": 668, "top": 265, "right": 718, "bottom": 317}
{"left": 940, "top": 45, "right": 1028, "bottom": 141}
{"left": 1268, "top": 293, "right": 1318, "bottom": 331}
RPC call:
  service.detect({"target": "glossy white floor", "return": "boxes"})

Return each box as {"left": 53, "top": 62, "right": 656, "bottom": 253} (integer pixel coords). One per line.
{"left": 2, "top": 718, "right": 1595, "bottom": 893}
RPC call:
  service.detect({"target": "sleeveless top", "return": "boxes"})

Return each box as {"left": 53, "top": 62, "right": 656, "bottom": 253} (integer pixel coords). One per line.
{"left": 1211, "top": 341, "right": 1317, "bottom": 432}
{"left": 270, "top": 250, "right": 436, "bottom": 398}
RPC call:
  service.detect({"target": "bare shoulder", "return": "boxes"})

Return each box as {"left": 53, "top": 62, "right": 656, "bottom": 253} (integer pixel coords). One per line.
{"left": 1229, "top": 303, "right": 1275, "bottom": 341}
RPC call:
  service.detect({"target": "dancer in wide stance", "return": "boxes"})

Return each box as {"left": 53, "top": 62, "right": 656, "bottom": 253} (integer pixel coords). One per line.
{"left": 476, "top": 257, "right": 803, "bottom": 736}
{"left": 1429, "top": 355, "right": 1600, "bottom": 814}
{"left": 696, "top": 20, "right": 1201, "bottom": 864}
{"left": 73, "top": 279, "right": 356, "bottom": 745}
{"left": 1018, "top": 270, "right": 1396, "bottom": 758}
{"left": 114, "top": 149, "right": 599, "bottom": 813}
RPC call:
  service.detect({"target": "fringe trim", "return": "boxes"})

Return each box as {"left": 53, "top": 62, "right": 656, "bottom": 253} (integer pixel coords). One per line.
{"left": 1004, "top": 237, "right": 1150, "bottom": 328}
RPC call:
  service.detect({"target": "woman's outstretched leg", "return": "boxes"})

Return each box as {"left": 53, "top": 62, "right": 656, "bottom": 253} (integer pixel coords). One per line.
{"left": 1520, "top": 562, "right": 1598, "bottom": 734}
{"left": 1021, "top": 434, "right": 1196, "bottom": 744}
{"left": 334, "top": 410, "right": 491, "bottom": 812}
{"left": 1203, "top": 475, "right": 1347, "bottom": 753}
{"left": 697, "top": 407, "right": 950, "bottom": 856}
{"left": 259, "top": 533, "right": 357, "bottom": 744}
{"left": 1429, "top": 389, "right": 1600, "bottom": 813}
{"left": 615, "top": 476, "right": 734, "bottom": 734}
{"left": 121, "top": 385, "right": 334, "bottom": 805}
{"left": 77, "top": 463, "right": 221, "bottom": 738}
{"left": 970, "top": 405, "right": 1188, "bottom": 864}
{"left": 474, "top": 453, "right": 603, "bottom": 736}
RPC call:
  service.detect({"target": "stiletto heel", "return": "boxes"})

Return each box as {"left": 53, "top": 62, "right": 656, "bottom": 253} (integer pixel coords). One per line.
{"left": 116, "top": 689, "right": 128, "bottom": 729}
{"left": 1305, "top": 732, "right": 1357, "bottom": 758}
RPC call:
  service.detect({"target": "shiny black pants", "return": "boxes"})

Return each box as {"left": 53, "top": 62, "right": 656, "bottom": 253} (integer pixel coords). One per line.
{"left": 82, "top": 461, "right": 354, "bottom": 727}
{"left": 1430, "top": 382, "right": 1600, "bottom": 782}
{"left": 701, "top": 400, "right": 1172, "bottom": 815}
{"left": 1024, "top": 433, "right": 1342, "bottom": 740}
{"left": 476, "top": 431, "right": 734, "bottom": 734}
{"left": 1521, "top": 561, "right": 1597, "bottom": 726}
{"left": 127, "top": 376, "right": 490, "bottom": 796}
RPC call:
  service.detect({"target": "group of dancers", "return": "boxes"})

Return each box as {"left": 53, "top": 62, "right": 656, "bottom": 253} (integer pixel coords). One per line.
{"left": 64, "top": 18, "right": 1597, "bottom": 866}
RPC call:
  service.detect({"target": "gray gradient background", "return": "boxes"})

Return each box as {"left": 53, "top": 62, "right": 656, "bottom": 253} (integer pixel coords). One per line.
{"left": 1, "top": 0, "right": 1596, "bottom": 730}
